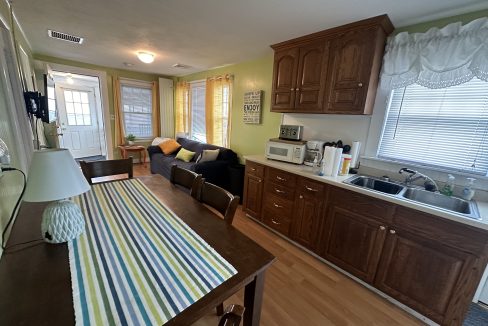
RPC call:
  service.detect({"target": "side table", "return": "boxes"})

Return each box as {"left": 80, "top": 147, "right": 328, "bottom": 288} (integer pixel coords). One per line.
{"left": 118, "top": 145, "right": 146, "bottom": 166}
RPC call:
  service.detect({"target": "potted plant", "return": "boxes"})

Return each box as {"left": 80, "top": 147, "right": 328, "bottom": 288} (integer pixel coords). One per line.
{"left": 126, "top": 134, "right": 136, "bottom": 145}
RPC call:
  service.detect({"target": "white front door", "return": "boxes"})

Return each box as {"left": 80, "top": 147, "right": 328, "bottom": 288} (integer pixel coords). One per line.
{"left": 56, "top": 84, "right": 102, "bottom": 158}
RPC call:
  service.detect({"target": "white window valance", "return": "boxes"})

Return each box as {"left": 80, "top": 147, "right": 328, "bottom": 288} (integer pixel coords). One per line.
{"left": 380, "top": 17, "right": 488, "bottom": 90}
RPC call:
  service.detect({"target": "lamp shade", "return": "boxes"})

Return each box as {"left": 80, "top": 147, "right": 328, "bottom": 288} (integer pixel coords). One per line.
{"left": 23, "top": 149, "right": 90, "bottom": 202}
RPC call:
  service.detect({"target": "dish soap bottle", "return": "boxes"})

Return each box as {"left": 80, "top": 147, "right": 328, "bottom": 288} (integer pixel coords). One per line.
{"left": 461, "top": 178, "right": 476, "bottom": 201}
{"left": 440, "top": 174, "right": 455, "bottom": 196}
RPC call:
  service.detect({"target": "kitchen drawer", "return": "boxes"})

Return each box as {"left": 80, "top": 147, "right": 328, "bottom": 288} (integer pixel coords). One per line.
{"left": 266, "top": 167, "right": 297, "bottom": 187}
{"left": 246, "top": 161, "right": 264, "bottom": 178}
{"left": 296, "top": 178, "right": 326, "bottom": 200}
{"left": 265, "top": 181, "right": 295, "bottom": 200}
{"left": 263, "top": 207, "right": 292, "bottom": 236}
{"left": 328, "top": 187, "right": 393, "bottom": 223}
{"left": 263, "top": 193, "right": 294, "bottom": 219}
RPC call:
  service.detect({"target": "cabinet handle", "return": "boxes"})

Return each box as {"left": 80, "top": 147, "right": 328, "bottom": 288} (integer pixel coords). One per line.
{"left": 258, "top": 179, "right": 262, "bottom": 183}
{"left": 305, "top": 186, "right": 318, "bottom": 192}
{"left": 358, "top": 82, "right": 363, "bottom": 87}
{"left": 276, "top": 176, "right": 286, "bottom": 181}
{"left": 290, "top": 88, "right": 295, "bottom": 91}
{"left": 389, "top": 229, "right": 396, "bottom": 234}
{"left": 299, "top": 195, "right": 303, "bottom": 199}
{"left": 296, "top": 88, "right": 300, "bottom": 91}
{"left": 275, "top": 188, "right": 285, "bottom": 194}
{"left": 379, "top": 226, "right": 386, "bottom": 231}
{"left": 271, "top": 218, "right": 281, "bottom": 225}
{"left": 251, "top": 167, "right": 256, "bottom": 171}
{"left": 273, "top": 203, "right": 283, "bottom": 208}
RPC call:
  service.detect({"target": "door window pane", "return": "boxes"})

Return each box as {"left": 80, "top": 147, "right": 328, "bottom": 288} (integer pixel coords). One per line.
{"left": 64, "top": 90, "right": 92, "bottom": 126}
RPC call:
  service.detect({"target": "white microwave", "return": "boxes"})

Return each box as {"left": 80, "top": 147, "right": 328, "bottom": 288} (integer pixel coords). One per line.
{"left": 265, "top": 139, "right": 306, "bottom": 164}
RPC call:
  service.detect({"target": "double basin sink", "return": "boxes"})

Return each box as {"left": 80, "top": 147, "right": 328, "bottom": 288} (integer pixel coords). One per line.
{"left": 344, "top": 175, "right": 480, "bottom": 220}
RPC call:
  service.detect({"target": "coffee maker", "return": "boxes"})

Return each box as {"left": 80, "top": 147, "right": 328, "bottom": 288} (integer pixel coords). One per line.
{"left": 304, "top": 140, "right": 325, "bottom": 166}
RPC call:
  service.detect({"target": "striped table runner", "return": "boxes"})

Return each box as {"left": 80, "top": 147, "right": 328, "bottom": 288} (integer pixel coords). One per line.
{"left": 68, "top": 179, "right": 237, "bottom": 326}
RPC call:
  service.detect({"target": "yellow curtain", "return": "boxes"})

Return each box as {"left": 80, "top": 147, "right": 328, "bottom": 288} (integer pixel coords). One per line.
{"left": 205, "top": 75, "right": 233, "bottom": 147}
{"left": 113, "top": 77, "right": 125, "bottom": 146}
{"left": 175, "top": 81, "right": 190, "bottom": 136}
{"left": 151, "top": 81, "right": 159, "bottom": 138}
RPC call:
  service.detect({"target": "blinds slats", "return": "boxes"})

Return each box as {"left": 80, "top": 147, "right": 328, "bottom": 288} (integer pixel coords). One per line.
{"left": 190, "top": 82, "right": 206, "bottom": 143}
{"left": 378, "top": 78, "right": 488, "bottom": 175}
{"left": 121, "top": 85, "right": 153, "bottom": 138}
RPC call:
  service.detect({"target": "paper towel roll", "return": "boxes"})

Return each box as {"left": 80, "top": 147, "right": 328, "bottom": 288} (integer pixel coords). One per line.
{"left": 322, "top": 146, "right": 336, "bottom": 176}
{"left": 331, "top": 148, "right": 343, "bottom": 177}
{"left": 350, "top": 141, "right": 361, "bottom": 168}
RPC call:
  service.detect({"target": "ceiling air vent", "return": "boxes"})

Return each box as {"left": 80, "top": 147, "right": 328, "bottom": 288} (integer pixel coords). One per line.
{"left": 48, "top": 29, "right": 84, "bottom": 44}
{"left": 172, "top": 63, "right": 192, "bottom": 69}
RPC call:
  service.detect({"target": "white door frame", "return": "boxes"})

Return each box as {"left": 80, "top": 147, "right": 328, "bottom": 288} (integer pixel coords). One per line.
{"left": 43, "top": 63, "right": 114, "bottom": 159}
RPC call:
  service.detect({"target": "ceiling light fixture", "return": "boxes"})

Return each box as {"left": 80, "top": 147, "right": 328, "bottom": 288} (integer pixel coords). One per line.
{"left": 137, "top": 52, "right": 155, "bottom": 64}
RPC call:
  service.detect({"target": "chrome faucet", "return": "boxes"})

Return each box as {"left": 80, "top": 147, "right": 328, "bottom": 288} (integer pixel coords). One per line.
{"left": 399, "top": 168, "right": 439, "bottom": 192}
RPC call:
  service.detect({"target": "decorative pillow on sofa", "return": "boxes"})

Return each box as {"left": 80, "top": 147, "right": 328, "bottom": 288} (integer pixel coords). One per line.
{"left": 196, "top": 149, "right": 220, "bottom": 163}
{"left": 159, "top": 139, "right": 181, "bottom": 155}
{"left": 151, "top": 137, "right": 169, "bottom": 146}
{"left": 175, "top": 148, "right": 195, "bottom": 162}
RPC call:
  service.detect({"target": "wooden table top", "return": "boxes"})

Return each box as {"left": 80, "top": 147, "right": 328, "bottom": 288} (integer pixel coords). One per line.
{"left": 0, "top": 175, "right": 275, "bottom": 325}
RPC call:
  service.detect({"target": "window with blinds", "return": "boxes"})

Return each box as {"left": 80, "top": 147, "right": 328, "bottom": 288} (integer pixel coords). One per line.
{"left": 120, "top": 83, "right": 153, "bottom": 138}
{"left": 378, "top": 78, "right": 488, "bottom": 175}
{"left": 190, "top": 81, "right": 206, "bottom": 143}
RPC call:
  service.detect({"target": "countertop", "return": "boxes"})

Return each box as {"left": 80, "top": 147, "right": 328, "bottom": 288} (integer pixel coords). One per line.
{"left": 244, "top": 155, "right": 488, "bottom": 231}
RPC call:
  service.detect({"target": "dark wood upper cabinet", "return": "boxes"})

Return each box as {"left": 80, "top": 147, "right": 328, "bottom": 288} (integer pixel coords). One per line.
{"left": 270, "top": 15, "right": 393, "bottom": 114}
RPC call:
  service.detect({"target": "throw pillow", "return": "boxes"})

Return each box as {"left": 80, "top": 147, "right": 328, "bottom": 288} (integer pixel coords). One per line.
{"left": 196, "top": 149, "right": 220, "bottom": 163}
{"left": 159, "top": 139, "right": 181, "bottom": 155}
{"left": 151, "top": 137, "right": 169, "bottom": 146}
{"left": 175, "top": 148, "right": 195, "bottom": 162}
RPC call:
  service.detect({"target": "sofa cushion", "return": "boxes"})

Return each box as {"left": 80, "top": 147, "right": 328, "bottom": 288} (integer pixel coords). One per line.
{"left": 159, "top": 138, "right": 181, "bottom": 155}
{"left": 175, "top": 148, "right": 195, "bottom": 162}
{"left": 177, "top": 138, "right": 237, "bottom": 163}
{"left": 196, "top": 149, "right": 220, "bottom": 163}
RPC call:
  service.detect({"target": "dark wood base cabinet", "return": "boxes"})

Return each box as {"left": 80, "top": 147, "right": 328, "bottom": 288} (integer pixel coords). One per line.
{"left": 243, "top": 161, "right": 488, "bottom": 325}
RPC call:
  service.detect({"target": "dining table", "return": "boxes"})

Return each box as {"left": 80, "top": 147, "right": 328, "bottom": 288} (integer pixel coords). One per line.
{"left": 0, "top": 174, "right": 275, "bottom": 325}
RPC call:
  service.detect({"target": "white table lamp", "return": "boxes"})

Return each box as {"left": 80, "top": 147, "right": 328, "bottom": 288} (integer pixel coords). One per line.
{"left": 23, "top": 149, "right": 91, "bottom": 243}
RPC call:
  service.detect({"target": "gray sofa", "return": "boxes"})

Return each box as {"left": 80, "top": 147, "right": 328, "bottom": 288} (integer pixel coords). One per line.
{"left": 147, "top": 137, "right": 239, "bottom": 191}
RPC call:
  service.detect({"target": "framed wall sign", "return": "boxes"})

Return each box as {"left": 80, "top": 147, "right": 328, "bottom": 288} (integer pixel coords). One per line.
{"left": 243, "top": 90, "right": 262, "bottom": 124}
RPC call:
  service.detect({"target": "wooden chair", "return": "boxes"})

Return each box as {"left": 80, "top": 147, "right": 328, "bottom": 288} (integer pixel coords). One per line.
{"left": 80, "top": 158, "right": 133, "bottom": 185}
{"left": 218, "top": 304, "right": 245, "bottom": 326}
{"left": 198, "top": 181, "right": 240, "bottom": 225}
{"left": 170, "top": 164, "right": 203, "bottom": 199}
{"left": 198, "top": 181, "right": 240, "bottom": 317}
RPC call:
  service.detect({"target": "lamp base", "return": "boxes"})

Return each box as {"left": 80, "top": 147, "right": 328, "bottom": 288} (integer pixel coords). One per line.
{"left": 41, "top": 199, "right": 85, "bottom": 244}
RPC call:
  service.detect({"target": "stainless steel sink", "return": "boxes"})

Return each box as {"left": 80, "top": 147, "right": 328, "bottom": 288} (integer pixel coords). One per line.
{"left": 345, "top": 175, "right": 405, "bottom": 195}
{"left": 344, "top": 175, "right": 480, "bottom": 220}
{"left": 401, "top": 188, "right": 480, "bottom": 219}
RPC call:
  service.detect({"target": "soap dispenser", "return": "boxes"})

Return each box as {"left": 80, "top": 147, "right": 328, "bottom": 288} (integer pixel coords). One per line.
{"left": 440, "top": 174, "right": 455, "bottom": 196}
{"left": 461, "top": 178, "right": 476, "bottom": 201}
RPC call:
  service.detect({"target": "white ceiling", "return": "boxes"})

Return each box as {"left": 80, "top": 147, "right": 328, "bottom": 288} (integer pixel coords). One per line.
{"left": 11, "top": 0, "right": 488, "bottom": 76}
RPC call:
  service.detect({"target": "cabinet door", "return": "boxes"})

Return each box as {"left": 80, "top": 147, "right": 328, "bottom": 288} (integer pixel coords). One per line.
{"left": 375, "top": 229, "right": 477, "bottom": 324}
{"left": 271, "top": 48, "right": 299, "bottom": 112}
{"left": 322, "top": 206, "right": 387, "bottom": 283}
{"left": 294, "top": 41, "right": 329, "bottom": 112}
{"left": 291, "top": 179, "right": 325, "bottom": 250}
{"left": 325, "top": 27, "right": 377, "bottom": 114}
{"left": 242, "top": 174, "right": 263, "bottom": 219}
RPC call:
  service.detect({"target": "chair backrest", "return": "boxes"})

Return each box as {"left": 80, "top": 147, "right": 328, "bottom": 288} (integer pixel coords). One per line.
{"left": 170, "top": 164, "right": 203, "bottom": 198}
{"left": 199, "top": 181, "right": 240, "bottom": 225}
{"left": 218, "top": 304, "right": 245, "bottom": 326}
{"left": 80, "top": 158, "right": 133, "bottom": 185}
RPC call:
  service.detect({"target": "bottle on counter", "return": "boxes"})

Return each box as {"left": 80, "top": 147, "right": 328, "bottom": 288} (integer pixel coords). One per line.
{"left": 312, "top": 156, "right": 321, "bottom": 175}
{"left": 461, "top": 178, "right": 476, "bottom": 201}
{"left": 440, "top": 174, "right": 455, "bottom": 196}
{"left": 339, "top": 154, "right": 352, "bottom": 175}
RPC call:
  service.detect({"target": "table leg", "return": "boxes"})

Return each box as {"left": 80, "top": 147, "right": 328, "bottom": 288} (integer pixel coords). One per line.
{"left": 243, "top": 271, "right": 265, "bottom": 326}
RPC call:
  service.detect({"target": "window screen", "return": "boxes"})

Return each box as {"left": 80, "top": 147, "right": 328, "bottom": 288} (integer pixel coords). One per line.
{"left": 120, "top": 84, "right": 153, "bottom": 138}
{"left": 378, "top": 78, "right": 488, "bottom": 175}
{"left": 190, "top": 81, "right": 206, "bottom": 143}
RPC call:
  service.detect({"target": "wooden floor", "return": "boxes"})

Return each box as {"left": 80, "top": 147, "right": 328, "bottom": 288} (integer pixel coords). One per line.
{"left": 134, "top": 164, "right": 423, "bottom": 326}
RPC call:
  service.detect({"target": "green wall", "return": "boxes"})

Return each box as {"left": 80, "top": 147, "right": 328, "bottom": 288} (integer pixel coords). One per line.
{"left": 395, "top": 9, "right": 488, "bottom": 33}
{"left": 178, "top": 53, "right": 282, "bottom": 162}
{"left": 33, "top": 54, "right": 173, "bottom": 157}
